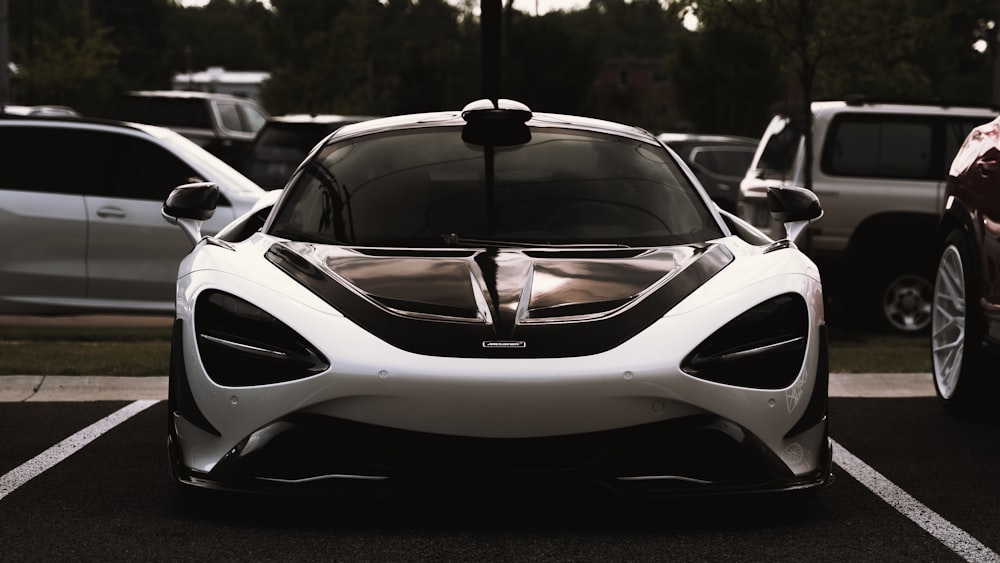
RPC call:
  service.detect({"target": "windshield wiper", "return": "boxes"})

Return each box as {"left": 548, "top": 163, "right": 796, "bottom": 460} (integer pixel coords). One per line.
{"left": 441, "top": 233, "right": 630, "bottom": 249}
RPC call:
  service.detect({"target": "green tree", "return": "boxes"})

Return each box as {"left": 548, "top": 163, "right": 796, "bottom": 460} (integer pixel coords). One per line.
{"left": 91, "top": 0, "right": 176, "bottom": 93}
{"left": 162, "top": 0, "right": 274, "bottom": 83}
{"left": 7, "top": 0, "right": 121, "bottom": 114}
{"left": 261, "top": 0, "right": 476, "bottom": 115}
{"left": 23, "top": 25, "right": 120, "bottom": 115}
{"left": 671, "top": 21, "right": 780, "bottom": 136}
{"left": 262, "top": 0, "right": 377, "bottom": 114}
{"left": 502, "top": 10, "right": 600, "bottom": 115}
{"left": 372, "top": 0, "right": 478, "bottom": 113}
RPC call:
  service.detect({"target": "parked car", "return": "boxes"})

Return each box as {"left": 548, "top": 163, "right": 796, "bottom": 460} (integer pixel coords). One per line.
{"left": 2, "top": 104, "right": 79, "bottom": 117}
{"left": 242, "top": 113, "right": 379, "bottom": 189}
{"left": 0, "top": 114, "right": 266, "bottom": 315}
{"left": 931, "top": 115, "right": 1000, "bottom": 413}
{"left": 113, "top": 90, "right": 269, "bottom": 169}
{"left": 163, "top": 98, "right": 831, "bottom": 498}
{"left": 657, "top": 133, "right": 757, "bottom": 213}
{"left": 738, "top": 99, "right": 996, "bottom": 334}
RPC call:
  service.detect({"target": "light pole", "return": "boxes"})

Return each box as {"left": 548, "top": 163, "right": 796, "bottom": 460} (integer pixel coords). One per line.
{"left": 0, "top": 0, "right": 8, "bottom": 109}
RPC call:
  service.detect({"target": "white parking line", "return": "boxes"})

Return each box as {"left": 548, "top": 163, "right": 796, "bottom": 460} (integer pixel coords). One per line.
{"left": 0, "top": 400, "right": 159, "bottom": 501}
{"left": 3, "top": 396, "right": 996, "bottom": 563}
{"left": 832, "top": 439, "right": 1000, "bottom": 562}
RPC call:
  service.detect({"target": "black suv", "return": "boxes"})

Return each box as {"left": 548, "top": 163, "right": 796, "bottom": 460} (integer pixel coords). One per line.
{"left": 114, "top": 90, "right": 269, "bottom": 169}
{"left": 242, "top": 114, "right": 378, "bottom": 189}
{"left": 658, "top": 133, "right": 757, "bottom": 213}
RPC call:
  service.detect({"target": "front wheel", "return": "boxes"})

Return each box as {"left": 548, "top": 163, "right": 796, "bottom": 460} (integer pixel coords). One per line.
{"left": 931, "top": 232, "right": 988, "bottom": 413}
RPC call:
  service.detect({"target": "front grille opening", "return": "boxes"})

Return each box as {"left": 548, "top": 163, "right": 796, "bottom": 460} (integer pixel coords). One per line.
{"left": 211, "top": 415, "right": 791, "bottom": 494}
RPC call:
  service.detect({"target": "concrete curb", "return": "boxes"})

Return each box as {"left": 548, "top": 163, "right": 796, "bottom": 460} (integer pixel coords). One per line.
{"left": 0, "top": 375, "right": 168, "bottom": 402}
{"left": 0, "top": 373, "right": 935, "bottom": 402}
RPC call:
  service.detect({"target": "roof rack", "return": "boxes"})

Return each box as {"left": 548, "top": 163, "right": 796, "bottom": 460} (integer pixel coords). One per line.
{"left": 840, "top": 93, "right": 999, "bottom": 111}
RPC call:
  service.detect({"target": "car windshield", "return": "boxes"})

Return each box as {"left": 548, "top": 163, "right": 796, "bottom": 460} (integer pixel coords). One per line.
{"left": 755, "top": 115, "right": 804, "bottom": 178}
{"left": 268, "top": 126, "right": 723, "bottom": 248}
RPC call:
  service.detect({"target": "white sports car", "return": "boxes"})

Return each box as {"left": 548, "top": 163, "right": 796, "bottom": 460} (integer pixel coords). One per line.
{"left": 163, "top": 99, "right": 831, "bottom": 497}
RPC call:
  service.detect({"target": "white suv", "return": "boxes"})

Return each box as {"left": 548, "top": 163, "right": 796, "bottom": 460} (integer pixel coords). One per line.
{"left": 0, "top": 115, "right": 266, "bottom": 315}
{"left": 738, "top": 99, "right": 996, "bottom": 333}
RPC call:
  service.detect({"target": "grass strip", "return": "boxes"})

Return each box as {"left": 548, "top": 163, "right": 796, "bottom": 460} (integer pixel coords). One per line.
{"left": 0, "top": 326, "right": 931, "bottom": 376}
{"left": 0, "top": 341, "right": 171, "bottom": 376}
{"left": 827, "top": 335, "right": 930, "bottom": 373}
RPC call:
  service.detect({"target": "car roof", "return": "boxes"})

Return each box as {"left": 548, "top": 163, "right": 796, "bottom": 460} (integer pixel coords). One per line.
{"left": 267, "top": 114, "right": 381, "bottom": 125}
{"left": 328, "top": 101, "right": 658, "bottom": 145}
{"left": 124, "top": 89, "right": 258, "bottom": 103}
{"left": 809, "top": 99, "right": 998, "bottom": 117}
{"left": 0, "top": 112, "right": 161, "bottom": 133}
{"left": 2, "top": 104, "right": 79, "bottom": 117}
{"left": 657, "top": 133, "right": 758, "bottom": 145}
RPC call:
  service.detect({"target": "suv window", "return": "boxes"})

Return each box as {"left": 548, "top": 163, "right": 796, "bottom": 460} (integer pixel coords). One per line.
{"left": 821, "top": 115, "right": 986, "bottom": 181}
{"left": 1, "top": 125, "right": 199, "bottom": 200}
{"left": 109, "top": 135, "right": 201, "bottom": 200}
{"left": 242, "top": 105, "right": 268, "bottom": 133}
{"left": 217, "top": 101, "right": 243, "bottom": 132}
{"left": 5, "top": 127, "right": 95, "bottom": 195}
{"left": 690, "top": 147, "right": 755, "bottom": 177}
{"left": 118, "top": 97, "right": 213, "bottom": 129}
{"left": 825, "top": 118, "right": 933, "bottom": 179}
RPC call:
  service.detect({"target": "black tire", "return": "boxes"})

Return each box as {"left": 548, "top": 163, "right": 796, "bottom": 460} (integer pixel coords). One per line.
{"left": 876, "top": 257, "right": 934, "bottom": 334}
{"left": 930, "top": 231, "right": 990, "bottom": 414}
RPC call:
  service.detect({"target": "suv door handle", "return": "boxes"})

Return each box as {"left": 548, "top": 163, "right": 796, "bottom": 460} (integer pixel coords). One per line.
{"left": 96, "top": 206, "right": 127, "bottom": 219}
{"left": 976, "top": 158, "right": 997, "bottom": 176}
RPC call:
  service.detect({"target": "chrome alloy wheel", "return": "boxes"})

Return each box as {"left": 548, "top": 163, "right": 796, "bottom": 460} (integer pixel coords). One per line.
{"left": 931, "top": 244, "right": 966, "bottom": 400}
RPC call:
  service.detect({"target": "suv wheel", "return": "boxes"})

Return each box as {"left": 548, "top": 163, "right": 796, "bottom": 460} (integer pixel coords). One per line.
{"left": 931, "top": 231, "right": 988, "bottom": 413}
{"left": 879, "top": 266, "right": 933, "bottom": 334}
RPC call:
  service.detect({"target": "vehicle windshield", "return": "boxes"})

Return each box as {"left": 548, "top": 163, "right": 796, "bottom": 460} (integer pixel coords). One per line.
{"left": 268, "top": 126, "right": 723, "bottom": 248}
{"left": 753, "top": 114, "right": 804, "bottom": 180}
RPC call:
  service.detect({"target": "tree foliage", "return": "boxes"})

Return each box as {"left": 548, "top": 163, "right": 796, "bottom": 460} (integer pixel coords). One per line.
{"left": 6, "top": 0, "right": 997, "bottom": 138}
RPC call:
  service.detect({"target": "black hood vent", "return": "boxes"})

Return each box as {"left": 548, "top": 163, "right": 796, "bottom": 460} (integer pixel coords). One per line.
{"left": 266, "top": 243, "right": 733, "bottom": 358}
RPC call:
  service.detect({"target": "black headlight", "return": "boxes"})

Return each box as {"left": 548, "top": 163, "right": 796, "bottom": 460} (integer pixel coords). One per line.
{"left": 195, "top": 290, "right": 330, "bottom": 387}
{"left": 681, "top": 294, "right": 809, "bottom": 390}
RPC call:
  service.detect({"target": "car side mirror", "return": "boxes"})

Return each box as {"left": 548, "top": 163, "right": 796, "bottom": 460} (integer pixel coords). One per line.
{"left": 767, "top": 185, "right": 822, "bottom": 243}
{"left": 162, "top": 182, "right": 219, "bottom": 246}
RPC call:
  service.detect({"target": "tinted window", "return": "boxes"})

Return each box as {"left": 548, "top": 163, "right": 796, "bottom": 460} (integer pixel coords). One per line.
{"left": 242, "top": 105, "right": 269, "bottom": 133}
{"left": 270, "top": 127, "right": 722, "bottom": 248}
{"left": 691, "top": 147, "right": 755, "bottom": 177}
{"left": 758, "top": 116, "right": 803, "bottom": 174}
{"left": 2, "top": 126, "right": 117, "bottom": 196}
{"left": 107, "top": 135, "right": 200, "bottom": 200}
{"left": 217, "top": 102, "right": 243, "bottom": 132}
{"left": 117, "top": 97, "right": 212, "bottom": 129}
{"left": 825, "top": 117, "right": 933, "bottom": 179}
{"left": 257, "top": 122, "right": 344, "bottom": 153}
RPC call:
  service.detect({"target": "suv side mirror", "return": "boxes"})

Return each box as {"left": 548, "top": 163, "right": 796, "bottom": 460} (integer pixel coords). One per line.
{"left": 162, "top": 182, "right": 219, "bottom": 246}
{"left": 766, "top": 185, "right": 822, "bottom": 243}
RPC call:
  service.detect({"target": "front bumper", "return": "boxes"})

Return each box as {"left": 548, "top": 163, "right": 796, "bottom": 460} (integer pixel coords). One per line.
{"left": 169, "top": 410, "right": 832, "bottom": 498}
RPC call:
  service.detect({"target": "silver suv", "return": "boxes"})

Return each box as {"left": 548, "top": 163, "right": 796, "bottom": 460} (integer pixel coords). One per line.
{"left": 0, "top": 115, "right": 266, "bottom": 315}
{"left": 738, "top": 99, "right": 996, "bottom": 333}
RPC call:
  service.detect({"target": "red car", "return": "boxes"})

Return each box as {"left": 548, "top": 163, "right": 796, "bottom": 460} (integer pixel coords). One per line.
{"left": 932, "top": 115, "right": 1000, "bottom": 412}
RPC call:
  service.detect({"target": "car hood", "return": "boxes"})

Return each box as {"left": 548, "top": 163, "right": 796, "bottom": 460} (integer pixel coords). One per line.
{"left": 266, "top": 242, "right": 733, "bottom": 358}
